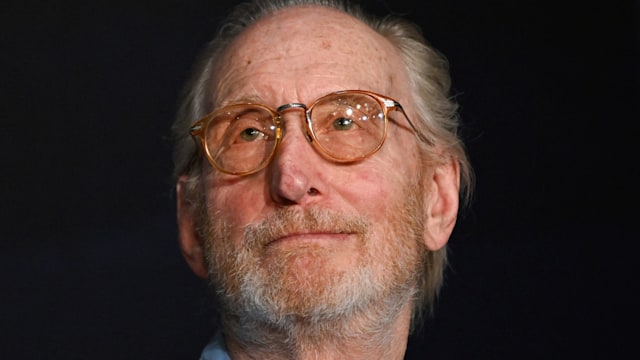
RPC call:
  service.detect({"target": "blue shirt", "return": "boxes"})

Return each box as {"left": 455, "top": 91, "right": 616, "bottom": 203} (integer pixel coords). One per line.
{"left": 200, "top": 332, "right": 231, "bottom": 360}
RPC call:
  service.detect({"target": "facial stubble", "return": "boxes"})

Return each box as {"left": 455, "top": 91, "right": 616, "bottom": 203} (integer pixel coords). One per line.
{"left": 196, "top": 180, "right": 428, "bottom": 341}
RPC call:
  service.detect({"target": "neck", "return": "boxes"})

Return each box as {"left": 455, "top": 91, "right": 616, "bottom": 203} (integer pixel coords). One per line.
{"left": 222, "top": 302, "right": 413, "bottom": 360}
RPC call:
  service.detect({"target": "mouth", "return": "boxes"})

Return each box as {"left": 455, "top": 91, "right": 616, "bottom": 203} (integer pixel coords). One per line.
{"left": 265, "top": 231, "right": 354, "bottom": 248}
{"left": 245, "top": 207, "right": 368, "bottom": 250}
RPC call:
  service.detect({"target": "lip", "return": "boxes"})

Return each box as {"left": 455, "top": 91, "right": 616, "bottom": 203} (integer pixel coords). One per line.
{"left": 266, "top": 232, "right": 353, "bottom": 247}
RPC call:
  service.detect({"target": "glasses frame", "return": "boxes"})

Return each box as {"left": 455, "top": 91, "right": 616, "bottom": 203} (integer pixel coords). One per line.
{"left": 190, "top": 89, "right": 423, "bottom": 176}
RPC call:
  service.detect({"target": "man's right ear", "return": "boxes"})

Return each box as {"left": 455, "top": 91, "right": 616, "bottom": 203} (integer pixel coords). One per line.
{"left": 176, "top": 175, "right": 208, "bottom": 279}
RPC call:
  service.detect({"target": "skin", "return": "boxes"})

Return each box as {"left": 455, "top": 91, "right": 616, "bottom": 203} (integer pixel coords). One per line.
{"left": 177, "top": 5, "right": 460, "bottom": 360}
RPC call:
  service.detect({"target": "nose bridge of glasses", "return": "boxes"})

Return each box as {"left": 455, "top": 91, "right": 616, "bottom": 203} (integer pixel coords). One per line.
{"left": 276, "top": 102, "right": 307, "bottom": 113}
{"left": 275, "top": 102, "right": 313, "bottom": 143}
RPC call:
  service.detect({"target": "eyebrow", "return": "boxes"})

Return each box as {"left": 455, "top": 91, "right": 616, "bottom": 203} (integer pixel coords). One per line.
{"left": 219, "top": 94, "right": 267, "bottom": 107}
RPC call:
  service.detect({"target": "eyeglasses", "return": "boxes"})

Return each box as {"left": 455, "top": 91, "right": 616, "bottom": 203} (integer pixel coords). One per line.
{"left": 190, "top": 90, "right": 421, "bottom": 176}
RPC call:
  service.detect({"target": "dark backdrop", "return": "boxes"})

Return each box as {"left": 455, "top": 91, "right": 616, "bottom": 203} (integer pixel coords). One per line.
{"left": 2, "top": 0, "right": 637, "bottom": 359}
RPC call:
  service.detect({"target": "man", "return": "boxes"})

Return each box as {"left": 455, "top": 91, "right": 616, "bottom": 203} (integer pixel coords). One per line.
{"left": 172, "top": 0, "right": 473, "bottom": 358}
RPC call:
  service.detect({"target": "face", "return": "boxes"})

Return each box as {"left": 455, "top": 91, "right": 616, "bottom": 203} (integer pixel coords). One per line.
{"left": 181, "top": 6, "right": 451, "bottom": 327}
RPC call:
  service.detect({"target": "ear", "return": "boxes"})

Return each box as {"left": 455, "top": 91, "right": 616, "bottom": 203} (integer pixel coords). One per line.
{"left": 423, "top": 157, "right": 460, "bottom": 251}
{"left": 176, "top": 175, "right": 208, "bottom": 279}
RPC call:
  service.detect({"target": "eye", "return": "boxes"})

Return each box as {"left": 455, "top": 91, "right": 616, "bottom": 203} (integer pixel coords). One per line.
{"left": 224, "top": 109, "right": 273, "bottom": 144}
{"left": 333, "top": 117, "right": 355, "bottom": 131}
{"left": 239, "top": 127, "right": 265, "bottom": 141}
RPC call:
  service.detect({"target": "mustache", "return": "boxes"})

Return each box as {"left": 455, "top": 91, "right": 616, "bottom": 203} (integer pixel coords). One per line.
{"left": 243, "top": 207, "right": 369, "bottom": 248}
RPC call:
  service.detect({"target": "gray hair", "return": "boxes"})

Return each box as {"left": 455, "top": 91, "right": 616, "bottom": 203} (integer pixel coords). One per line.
{"left": 171, "top": 0, "right": 473, "bottom": 328}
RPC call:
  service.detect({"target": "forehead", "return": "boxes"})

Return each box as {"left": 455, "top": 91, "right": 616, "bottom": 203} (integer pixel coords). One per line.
{"left": 212, "top": 5, "right": 410, "bottom": 105}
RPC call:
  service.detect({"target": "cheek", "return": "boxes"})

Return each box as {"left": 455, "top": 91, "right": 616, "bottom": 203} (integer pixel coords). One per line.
{"left": 205, "top": 178, "right": 267, "bottom": 234}
{"left": 341, "top": 144, "right": 421, "bottom": 218}
{"left": 337, "top": 165, "right": 399, "bottom": 219}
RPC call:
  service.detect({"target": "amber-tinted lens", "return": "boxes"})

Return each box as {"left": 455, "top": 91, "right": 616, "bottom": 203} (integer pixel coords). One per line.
{"left": 204, "top": 104, "right": 278, "bottom": 174}
{"left": 307, "top": 92, "right": 386, "bottom": 161}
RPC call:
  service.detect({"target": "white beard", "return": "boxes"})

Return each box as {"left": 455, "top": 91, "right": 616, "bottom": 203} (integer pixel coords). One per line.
{"left": 198, "top": 180, "right": 427, "bottom": 344}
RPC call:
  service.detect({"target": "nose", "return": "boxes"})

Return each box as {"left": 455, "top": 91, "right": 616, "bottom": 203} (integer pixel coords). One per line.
{"left": 268, "top": 109, "right": 323, "bottom": 205}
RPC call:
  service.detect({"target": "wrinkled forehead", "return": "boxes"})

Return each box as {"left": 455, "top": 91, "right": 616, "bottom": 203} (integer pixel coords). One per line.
{"left": 212, "top": 5, "right": 411, "bottom": 105}
{"left": 231, "top": 6, "right": 390, "bottom": 55}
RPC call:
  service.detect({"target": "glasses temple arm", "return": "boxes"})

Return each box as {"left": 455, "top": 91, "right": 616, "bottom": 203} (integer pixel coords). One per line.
{"left": 387, "top": 100, "right": 434, "bottom": 146}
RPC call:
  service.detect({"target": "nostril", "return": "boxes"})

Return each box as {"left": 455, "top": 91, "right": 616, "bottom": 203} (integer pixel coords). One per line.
{"left": 307, "top": 187, "right": 319, "bottom": 196}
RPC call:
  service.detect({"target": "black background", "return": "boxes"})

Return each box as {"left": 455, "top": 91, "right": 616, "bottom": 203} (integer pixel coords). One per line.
{"left": 2, "top": 0, "right": 637, "bottom": 359}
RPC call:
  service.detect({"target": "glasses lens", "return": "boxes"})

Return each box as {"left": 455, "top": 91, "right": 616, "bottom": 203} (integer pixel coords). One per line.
{"left": 308, "top": 92, "right": 386, "bottom": 161}
{"left": 205, "top": 105, "right": 278, "bottom": 174}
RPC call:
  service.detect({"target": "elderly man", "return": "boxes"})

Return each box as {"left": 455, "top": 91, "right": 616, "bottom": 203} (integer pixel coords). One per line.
{"left": 172, "top": 0, "right": 472, "bottom": 358}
